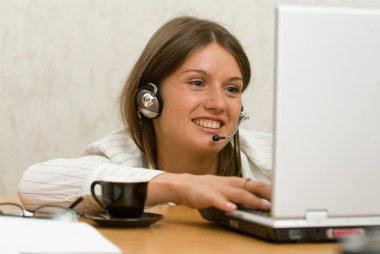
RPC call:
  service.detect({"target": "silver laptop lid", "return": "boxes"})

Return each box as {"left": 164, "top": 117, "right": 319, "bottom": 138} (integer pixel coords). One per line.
{"left": 272, "top": 5, "right": 380, "bottom": 219}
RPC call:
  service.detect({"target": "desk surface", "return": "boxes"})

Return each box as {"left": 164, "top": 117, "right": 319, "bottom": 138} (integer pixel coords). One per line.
{"left": 2, "top": 197, "right": 341, "bottom": 254}
{"left": 91, "top": 205, "right": 341, "bottom": 254}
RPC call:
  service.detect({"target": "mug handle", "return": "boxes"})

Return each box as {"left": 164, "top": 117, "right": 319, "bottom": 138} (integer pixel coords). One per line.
{"left": 90, "top": 181, "right": 104, "bottom": 208}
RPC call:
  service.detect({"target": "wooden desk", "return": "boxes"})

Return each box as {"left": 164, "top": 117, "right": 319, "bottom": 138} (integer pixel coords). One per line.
{"left": 2, "top": 197, "right": 341, "bottom": 254}
{"left": 89, "top": 205, "right": 341, "bottom": 254}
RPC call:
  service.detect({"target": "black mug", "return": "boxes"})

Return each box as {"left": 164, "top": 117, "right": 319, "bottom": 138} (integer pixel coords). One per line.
{"left": 90, "top": 179, "right": 148, "bottom": 218}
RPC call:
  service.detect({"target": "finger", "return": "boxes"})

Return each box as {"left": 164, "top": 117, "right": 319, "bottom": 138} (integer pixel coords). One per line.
{"left": 202, "top": 193, "right": 238, "bottom": 212}
{"left": 227, "top": 188, "right": 271, "bottom": 211}
{"left": 245, "top": 180, "right": 272, "bottom": 201}
{"left": 223, "top": 177, "right": 272, "bottom": 210}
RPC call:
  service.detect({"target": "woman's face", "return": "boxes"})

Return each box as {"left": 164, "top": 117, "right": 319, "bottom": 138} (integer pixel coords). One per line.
{"left": 153, "top": 42, "right": 244, "bottom": 155}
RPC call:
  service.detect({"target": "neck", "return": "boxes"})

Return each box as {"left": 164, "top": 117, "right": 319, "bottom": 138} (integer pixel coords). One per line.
{"left": 156, "top": 145, "right": 218, "bottom": 175}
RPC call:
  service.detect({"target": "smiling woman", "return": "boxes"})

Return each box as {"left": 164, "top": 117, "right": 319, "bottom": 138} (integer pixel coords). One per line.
{"left": 120, "top": 17, "right": 252, "bottom": 178}
{"left": 17, "top": 16, "right": 273, "bottom": 214}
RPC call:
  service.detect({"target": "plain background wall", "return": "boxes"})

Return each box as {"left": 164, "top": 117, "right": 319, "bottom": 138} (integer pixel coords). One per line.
{"left": 1, "top": 0, "right": 380, "bottom": 195}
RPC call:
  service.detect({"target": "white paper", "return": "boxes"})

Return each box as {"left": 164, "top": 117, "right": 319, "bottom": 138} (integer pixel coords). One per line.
{"left": 0, "top": 216, "right": 121, "bottom": 254}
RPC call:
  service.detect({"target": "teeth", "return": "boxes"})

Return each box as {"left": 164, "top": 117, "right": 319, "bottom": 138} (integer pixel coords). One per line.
{"left": 193, "top": 119, "right": 221, "bottom": 129}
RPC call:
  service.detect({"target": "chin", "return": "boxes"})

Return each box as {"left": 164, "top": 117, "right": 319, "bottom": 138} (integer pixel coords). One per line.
{"left": 194, "top": 138, "right": 226, "bottom": 154}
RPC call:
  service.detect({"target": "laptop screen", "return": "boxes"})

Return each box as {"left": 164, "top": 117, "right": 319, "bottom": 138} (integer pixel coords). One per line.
{"left": 272, "top": 5, "right": 380, "bottom": 219}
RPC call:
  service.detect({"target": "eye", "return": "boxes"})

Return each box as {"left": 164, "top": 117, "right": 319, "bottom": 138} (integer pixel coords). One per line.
{"left": 190, "top": 80, "right": 205, "bottom": 87}
{"left": 225, "top": 86, "right": 242, "bottom": 94}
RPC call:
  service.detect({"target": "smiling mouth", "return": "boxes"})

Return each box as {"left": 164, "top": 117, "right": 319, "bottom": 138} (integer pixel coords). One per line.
{"left": 192, "top": 119, "right": 221, "bottom": 129}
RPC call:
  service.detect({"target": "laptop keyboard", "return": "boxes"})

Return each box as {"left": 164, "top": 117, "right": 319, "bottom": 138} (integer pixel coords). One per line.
{"left": 237, "top": 205, "right": 271, "bottom": 217}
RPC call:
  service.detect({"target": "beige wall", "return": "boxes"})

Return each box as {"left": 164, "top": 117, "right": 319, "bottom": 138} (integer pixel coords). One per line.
{"left": 1, "top": 0, "right": 380, "bottom": 195}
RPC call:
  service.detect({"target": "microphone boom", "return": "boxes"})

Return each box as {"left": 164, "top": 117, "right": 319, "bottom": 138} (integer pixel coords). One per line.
{"left": 211, "top": 112, "right": 249, "bottom": 142}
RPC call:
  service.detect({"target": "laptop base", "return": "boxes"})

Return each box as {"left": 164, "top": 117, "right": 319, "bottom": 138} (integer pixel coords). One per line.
{"left": 199, "top": 207, "right": 377, "bottom": 243}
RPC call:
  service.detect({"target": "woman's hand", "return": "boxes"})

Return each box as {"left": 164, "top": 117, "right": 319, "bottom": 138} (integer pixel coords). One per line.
{"left": 147, "top": 173, "right": 272, "bottom": 211}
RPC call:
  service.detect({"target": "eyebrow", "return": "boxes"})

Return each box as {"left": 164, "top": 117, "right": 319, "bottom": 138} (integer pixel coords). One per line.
{"left": 180, "top": 69, "right": 243, "bottom": 82}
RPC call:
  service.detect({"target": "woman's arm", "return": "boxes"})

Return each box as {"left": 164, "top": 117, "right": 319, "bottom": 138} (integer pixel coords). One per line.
{"left": 18, "top": 157, "right": 271, "bottom": 213}
{"left": 17, "top": 155, "right": 164, "bottom": 213}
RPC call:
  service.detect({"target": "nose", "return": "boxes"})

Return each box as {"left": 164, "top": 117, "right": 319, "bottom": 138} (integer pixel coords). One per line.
{"left": 203, "top": 86, "right": 227, "bottom": 112}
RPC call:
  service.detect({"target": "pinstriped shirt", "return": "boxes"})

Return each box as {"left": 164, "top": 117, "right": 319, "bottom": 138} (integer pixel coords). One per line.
{"left": 17, "top": 129, "right": 272, "bottom": 213}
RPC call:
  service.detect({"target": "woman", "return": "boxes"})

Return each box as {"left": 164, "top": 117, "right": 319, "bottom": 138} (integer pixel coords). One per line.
{"left": 18, "top": 16, "right": 273, "bottom": 214}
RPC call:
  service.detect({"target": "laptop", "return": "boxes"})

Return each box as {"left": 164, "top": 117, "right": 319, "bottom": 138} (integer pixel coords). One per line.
{"left": 199, "top": 4, "right": 380, "bottom": 242}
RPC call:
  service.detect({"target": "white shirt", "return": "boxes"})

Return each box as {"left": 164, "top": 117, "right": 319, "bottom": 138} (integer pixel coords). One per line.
{"left": 17, "top": 129, "right": 272, "bottom": 213}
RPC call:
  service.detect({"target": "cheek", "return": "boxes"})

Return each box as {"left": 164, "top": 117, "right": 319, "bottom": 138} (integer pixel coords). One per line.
{"left": 162, "top": 92, "right": 200, "bottom": 117}
{"left": 230, "top": 101, "right": 243, "bottom": 121}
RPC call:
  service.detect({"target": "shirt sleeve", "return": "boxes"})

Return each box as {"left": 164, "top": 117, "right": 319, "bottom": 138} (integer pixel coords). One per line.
{"left": 239, "top": 129, "right": 273, "bottom": 184}
{"left": 17, "top": 130, "right": 164, "bottom": 214}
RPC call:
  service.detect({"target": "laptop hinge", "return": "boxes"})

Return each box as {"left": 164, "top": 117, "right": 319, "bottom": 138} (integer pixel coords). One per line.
{"left": 305, "top": 210, "right": 328, "bottom": 222}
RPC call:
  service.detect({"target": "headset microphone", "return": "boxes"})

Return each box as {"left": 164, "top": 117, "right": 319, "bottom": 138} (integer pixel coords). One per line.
{"left": 212, "top": 111, "right": 249, "bottom": 142}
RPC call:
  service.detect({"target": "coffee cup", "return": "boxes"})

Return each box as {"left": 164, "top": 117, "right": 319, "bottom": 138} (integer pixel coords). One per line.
{"left": 90, "top": 178, "right": 148, "bottom": 218}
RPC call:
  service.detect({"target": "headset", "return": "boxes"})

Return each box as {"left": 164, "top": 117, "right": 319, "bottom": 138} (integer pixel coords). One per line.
{"left": 136, "top": 83, "right": 162, "bottom": 119}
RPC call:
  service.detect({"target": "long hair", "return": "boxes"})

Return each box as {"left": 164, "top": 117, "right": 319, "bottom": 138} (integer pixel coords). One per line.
{"left": 119, "top": 16, "right": 251, "bottom": 176}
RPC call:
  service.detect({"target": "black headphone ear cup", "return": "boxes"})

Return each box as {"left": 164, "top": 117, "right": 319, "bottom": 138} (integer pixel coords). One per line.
{"left": 136, "top": 84, "right": 161, "bottom": 119}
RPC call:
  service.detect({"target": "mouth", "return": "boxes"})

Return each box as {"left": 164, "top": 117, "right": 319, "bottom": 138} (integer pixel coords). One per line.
{"left": 192, "top": 119, "right": 222, "bottom": 129}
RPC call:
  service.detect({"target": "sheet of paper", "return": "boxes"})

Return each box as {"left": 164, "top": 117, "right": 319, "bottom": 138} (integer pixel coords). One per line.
{"left": 0, "top": 216, "right": 121, "bottom": 254}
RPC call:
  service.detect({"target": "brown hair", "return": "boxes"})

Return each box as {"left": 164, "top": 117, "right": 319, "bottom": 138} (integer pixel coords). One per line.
{"left": 119, "top": 16, "right": 251, "bottom": 176}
